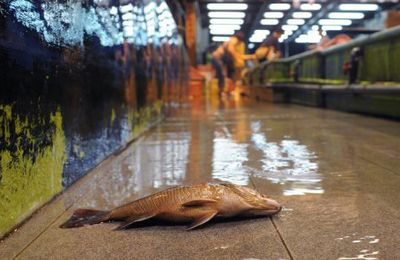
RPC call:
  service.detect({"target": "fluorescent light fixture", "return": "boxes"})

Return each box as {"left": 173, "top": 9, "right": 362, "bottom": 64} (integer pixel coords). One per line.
{"left": 282, "top": 25, "right": 299, "bottom": 31}
{"left": 295, "top": 34, "right": 321, "bottom": 43}
{"left": 209, "top": 24, "right": 241, "bottom": 30}
{"left": 249, "top": 37, "right": 265, "bottom": 43}
{"left": 264, "top": 12, "right": 284, "bottom": 18}
{"left": 210, "top": 29, "right": 235, "bottom": 35}
{"left": 283, "top": 30, "right": 293, "bottom": 36}
{"left": 269, "top": 3, "right": 291, "bottom": 10}
{"left": 318, "top": 19, "right": 352, "bottom": 26}
{"left": 328, "top": 12, "right": 365, "bottom": 19}
{"left": 248, "top": 43, "right": 255, "bottom": 49}
{"left": 312, "top": 25, "right": 319, "bottom": 31}
{"left": 260, "top": 19, "right": 279, "bottom": 25}
{"left": 254, "top": 29, "right": 270, "bottom": 35}
{"left": 300, "top": 3, "right": 321, "bottom": 11}
{"left": 292, "top": 12, "right": 312, "bottom": 19}
{"left": 208, "top": 12, "right": 245, "bottom": 18}
{"left": 322, "top": 25, "right": 343, "bottom": 31}
{"left": 287, "top": 19, "right": 305, "bottom": 25}
{"left": 207, "top": 3, "right": 248, "bottom": 10}
{"left": 212, "top": 36, "right": 230, "bottom": 42}
{"left": 339, "top": 4, "right": 378, "bottom": 11}
{"left": 209, "top": 19, "right": 244, "bottom": 25}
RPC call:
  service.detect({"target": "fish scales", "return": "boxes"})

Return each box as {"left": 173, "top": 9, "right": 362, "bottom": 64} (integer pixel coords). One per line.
{"left": 60, "top": 183, "right": 282, "bottom": 230}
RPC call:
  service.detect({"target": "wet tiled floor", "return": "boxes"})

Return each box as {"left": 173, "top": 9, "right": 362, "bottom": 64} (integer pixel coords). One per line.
{"left": 2, "top": 96, "right": 400, "bottom": 259}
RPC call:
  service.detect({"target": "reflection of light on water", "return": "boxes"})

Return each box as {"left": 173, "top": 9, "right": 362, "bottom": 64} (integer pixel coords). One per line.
{"left": 336, "top": 234, "right": 380, "bottom": 260}
{"left": 250, "top": 121, "right": 323, "bottom": 196}
{"left": 145, "top": 132, "right": 191, "bottom": 188}
{"left": 7, "top": 0, "right": 177, "bottom": 47}
{"left": 212, "top": 131, "right": 249, "bottom": 185}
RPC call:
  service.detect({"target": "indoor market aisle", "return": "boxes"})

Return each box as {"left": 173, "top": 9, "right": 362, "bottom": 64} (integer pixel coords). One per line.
{"left": 2, "top": 96, "right": 400, "bottom": 259}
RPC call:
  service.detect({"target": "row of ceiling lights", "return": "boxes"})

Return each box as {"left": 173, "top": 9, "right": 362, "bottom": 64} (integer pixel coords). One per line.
{"left": 207, "top": 3, "right": 379, "bottom": 44}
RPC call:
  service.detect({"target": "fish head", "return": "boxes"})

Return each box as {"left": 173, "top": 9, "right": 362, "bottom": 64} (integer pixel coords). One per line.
{"left": 227, "top": 185, "right": 282, "bottom": 216}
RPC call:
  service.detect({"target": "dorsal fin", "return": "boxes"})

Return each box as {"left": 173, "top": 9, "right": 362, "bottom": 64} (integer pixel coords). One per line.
{"left": 182, "top": 199, "right": 217, "bottom": 208}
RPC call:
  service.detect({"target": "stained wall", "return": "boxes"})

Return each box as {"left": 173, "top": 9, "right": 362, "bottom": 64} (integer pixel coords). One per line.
{"left": 0, "top": 0, "right": 188, "bottom": 237}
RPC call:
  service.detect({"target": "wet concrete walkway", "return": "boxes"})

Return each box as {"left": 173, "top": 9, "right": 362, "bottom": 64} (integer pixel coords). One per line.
{"left": 2, "top": 96, "right": 400, "bottom": 259}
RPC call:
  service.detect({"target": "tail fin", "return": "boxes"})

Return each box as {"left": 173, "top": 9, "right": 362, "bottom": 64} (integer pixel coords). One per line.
{"left": 60, "top": 208, "right": 110, "bottom": 228}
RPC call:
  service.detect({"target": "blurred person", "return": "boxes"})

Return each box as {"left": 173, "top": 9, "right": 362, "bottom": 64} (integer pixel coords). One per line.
{"left": 211, "top": 32, "right": 255, "bottom": 96}
{"left": 255, "top": 29, "right": 284, "bottom": 63}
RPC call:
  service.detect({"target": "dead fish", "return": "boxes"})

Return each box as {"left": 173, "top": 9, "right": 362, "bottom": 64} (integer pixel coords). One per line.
{"left": 60, "top": 183, "right": 282, "bottom": 230}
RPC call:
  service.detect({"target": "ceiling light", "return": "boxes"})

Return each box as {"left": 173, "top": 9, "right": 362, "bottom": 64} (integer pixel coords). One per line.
{"left": 208, "top": 12, "right": 246, "bottom": 18}
{"left": 296, "top": 34, "right": 321, "bottom": 43}
{"left": 254, "top": 29, "right": 270, "bottom": 35}
{"left": 212, "top": 36, "right": 230, "bottom": 42}
{"left": 249, "top": 37, "right": 266, "bottom": 43}
{"left": 318, "top": 19, "right": 352, "bottom": 26}
{"left": 260, "top": 19, "right": 280, "bottom": 25}
{"left": 209, "top": 24, "right": 241, "bottom": 30}
{"left": 264, "top": 12, "right": 284, "bottom": 18}
{"left": 312, "top": 25, "right": 319, "bottom": 31}
{"left": 282, "top": 25, "right": 299, "bottom": 31}
{"left": 328, "top": 12, "right": 365, "bottom": 19}
{"left": 283, "top": 30, "right": 293, "bottom": 36}
{"left": 248, "top": 43, "right": 255, "bottom": 49}
{"left": 287, "top": 19, "right": 305, "bottom": 25}
{"left": 210, "top": 29, "right": 235, "bottom": 35}
{"left": 269, "top": 3, "right": 291, "bottom": 10}
{"left": 293, "top": 12, "right": 312, "bottom": 19}
{"left": 300, "top": 3, "right": 321, "bottom": 11}
{"left": 339, "top": 4, "right": 378, "bottom": 11}
{"left": 209, "top": 19, "right": 244, "bottom": 25}
{"left": 321, "top": 25, "right": 343, "bottom": 31}
{"left": 207, "top": 3, "right": 248, "bottom": 10}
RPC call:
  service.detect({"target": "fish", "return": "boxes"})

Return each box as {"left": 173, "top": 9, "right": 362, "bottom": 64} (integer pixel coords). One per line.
{"left": 60, "top": 182, "right": 282, "bottom": 230}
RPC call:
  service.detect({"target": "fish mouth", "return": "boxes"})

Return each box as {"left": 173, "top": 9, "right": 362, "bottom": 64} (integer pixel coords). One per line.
{"left": 264, "top": 198, "right": 282, "bottom": 214}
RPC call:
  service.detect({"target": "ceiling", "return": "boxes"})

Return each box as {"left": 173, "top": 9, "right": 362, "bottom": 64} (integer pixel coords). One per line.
{"left": 198, "top": 0, "right": 399, "bottom": 51}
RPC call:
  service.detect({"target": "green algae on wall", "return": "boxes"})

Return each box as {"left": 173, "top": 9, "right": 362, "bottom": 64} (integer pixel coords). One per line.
{"left": 0, "top": 105, "right": 66, "bottom": 238}
{"left": 129, "top": 100, "right": 163, "bottom": 139}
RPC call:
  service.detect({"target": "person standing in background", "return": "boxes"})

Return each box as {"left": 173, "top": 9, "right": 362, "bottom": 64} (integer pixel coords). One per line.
{"left": 211, "top": 32, "right": 255, "bottom": 96}
{"left": 255, "top": 29, "right": 284, "bottom": 63}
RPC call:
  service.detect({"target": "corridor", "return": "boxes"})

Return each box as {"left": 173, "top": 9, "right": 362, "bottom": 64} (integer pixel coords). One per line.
{"left": 2, "top": 96, "right": 400, "bottom": 259}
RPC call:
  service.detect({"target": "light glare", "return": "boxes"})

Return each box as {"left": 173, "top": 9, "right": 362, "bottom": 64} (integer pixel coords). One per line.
{"left": 260, "top": 19, "right": 279, "bottom": 25}
{"left": 292, "top": 12, "right": 312, "bottom": 19}
{"left": 318, "top": 19, "right": 352, "bottom": 26}
{"left": 287, "top": 19, "right": 305, "bottom": 25}
{"left": 328, "top": 12, "right": 365, "bottom": 19}
{"left": 339, "top": 4, "right": 378, "bottom": 11}
{"left": 269, "top": 3, "right": 291, "bottom": 10}
{"left": 300, "top": 3, "right": 321, "bottom": 11}
{"left": 264, "top": 12, "right": 284, "bottom": 18}
{"left": 209, "top": 19, "right": 244, "bottom": 25}
{"left": 208, "top": 12, "right": 246, "bottom": 18}
{"left": 207, "top": 3, "right": 248, "bottom": 10}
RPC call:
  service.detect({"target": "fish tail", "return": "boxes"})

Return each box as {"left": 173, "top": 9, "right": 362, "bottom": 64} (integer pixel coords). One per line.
{"left": 60, "top": 208, "right": 110, "bottom": 228}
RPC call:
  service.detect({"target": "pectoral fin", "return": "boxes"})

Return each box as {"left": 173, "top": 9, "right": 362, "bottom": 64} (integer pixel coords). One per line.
{"left": 186, "top": 210, "right": 218, "bottom": 230}
{"left": 182, "top": 199, "right": 217, "bottom": 208}
{"left": 114, "top": 214, "right": 157, "bottom": 230}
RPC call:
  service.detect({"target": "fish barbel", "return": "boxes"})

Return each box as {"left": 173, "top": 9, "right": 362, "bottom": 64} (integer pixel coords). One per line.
{"left": 60, "top": 183, "right": 282, "bottom": 230}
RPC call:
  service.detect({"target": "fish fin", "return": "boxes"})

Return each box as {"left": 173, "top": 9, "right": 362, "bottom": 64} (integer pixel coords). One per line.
{"left": 114, "top": 214, "right": 157, "bottom": 230}
{"left": 60, "top": 208, "right": 110, "bottom": 228}
{"left": 182, "top": 199, "right": 217, "bottom": 208}
{"left": 186, "top": 210, "right": 218, "bottom": 230}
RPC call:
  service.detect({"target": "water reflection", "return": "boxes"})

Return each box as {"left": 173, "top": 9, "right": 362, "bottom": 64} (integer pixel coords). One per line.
{"left": 7, "top": 0, "right": 179, "bottom": 47}
{"left": 250, "top": 121, "right": 323, "bottom": 196}
{"left": 212, "top": 129, "right": 249, "bottom": 185}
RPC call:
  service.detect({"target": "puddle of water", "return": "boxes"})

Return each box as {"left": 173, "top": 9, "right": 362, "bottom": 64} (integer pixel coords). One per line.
{"left": 336, "top": 234, "right": 380, "bottom": 260}
{"left": 249, "top": 121, "right": 323, "bottom": 196}
{"left": 212, "top": 130, "right": 249, "bottom": 186}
